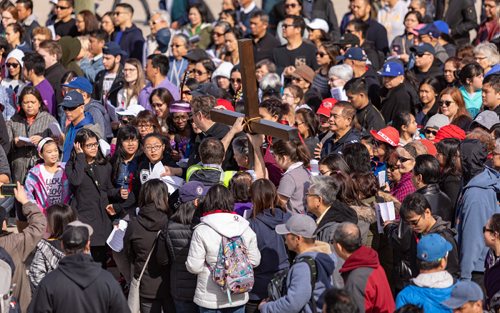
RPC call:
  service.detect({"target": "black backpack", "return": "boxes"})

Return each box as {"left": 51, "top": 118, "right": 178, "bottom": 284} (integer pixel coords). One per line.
{"left": 268, "top": 255, "right": 318, "bottom": 312}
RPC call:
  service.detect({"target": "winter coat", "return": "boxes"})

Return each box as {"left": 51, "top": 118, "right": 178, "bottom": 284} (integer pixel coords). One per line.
{"left": 124, "top": 203, "right": 169, "bottom": 300}
{"left": 85, "top": 99, "right": 113, "bottom": 139}
{"left": 7, "top": 111, "right": 57, "bottom": 183}
{"left": 260, "top": 241, "right": 336, "bottom": 313}
{"left": 93, "top": 66, "right": 125, "bottom": 108}
{"left": 321, "top": 127, "right": 360, "bottom": 158}
{"left": 62, "top": 112, "right": 102, "bottom": 162}
{"left": 29, "top": 253, "right": 130, "bottom": 313}
{"left": 248, "top": 208, "right": 291, "bottom": 300}
{"left": 339, "top": 246, "right": 395, "bottom": 313}
{"left": 156, "top": 219, "right": 197, "bottom": 302}
{"left": 186, "top": 212, "right": 261, "bottom": 309}
{"left": 65, "top": 154, "right": 120, "bottom": 246}
{"left": 356, "top": 103, "right": 385, "bottom": 132}
{"left": 416, "top": 183, "right": 454, "bottom": 223}
{"left": 24, "top": 163, "right": 71, "bottom": 214}
{"left": 391, "top": 172, "right": 416, "bottom": 203}
{"left": 456, "top": 166, "right": 500, "bottom": 279}
{"left": 111, "top": 24, "right": 145, "bottom": 61}
{"left": 351, "top": 204, "right": 377, "bottom": 246}
{"left": 409, "top": 59, "right": 443, "bottom": 85}
{"left": 0, "top": 202, "right": 46, "bottom": 313}
{"left": 435, "top": 0, "right": 478, "bottom": 46}
{"left": 485, "top": 249, "right": 500, "bottom": 307}
{"left": 439, "top": 173, "right": 462, "bottom": 215}
{"left": 28, "top": 239, "right": 64, "bottom": 291}
{"left": 380, "top": 81, "right": 418, "bottom": 124}
{"left": 45, "top": 62, "right": 67, "bottom": 110}
{"left": 361, "top": 66, "right": 382, "bottom": 108}
{"left": 315, "top": 201, "right": 358, "bottom": 244}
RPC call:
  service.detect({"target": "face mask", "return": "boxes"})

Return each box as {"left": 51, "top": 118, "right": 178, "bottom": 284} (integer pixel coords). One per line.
{"left": 330, "top": 87, "right": 347, "bottom": 101}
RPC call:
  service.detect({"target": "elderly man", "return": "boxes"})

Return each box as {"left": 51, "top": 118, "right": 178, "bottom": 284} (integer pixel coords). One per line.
{"left": 144, "top": 10, "right": 170, "bottom": 64}
{"left": 409, "top": 43, "right": 442, "bottom": 84}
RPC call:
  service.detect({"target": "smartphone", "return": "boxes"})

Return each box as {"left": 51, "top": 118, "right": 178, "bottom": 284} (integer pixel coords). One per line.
{"left": 1, "top": 184, "right": 16, "bottom": 197}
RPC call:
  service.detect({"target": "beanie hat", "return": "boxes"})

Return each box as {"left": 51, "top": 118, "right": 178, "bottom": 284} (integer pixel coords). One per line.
{"left": 425, "top": 114, "right": 449, "bottom": 130}
{"left": 434, "top": 125, "right": 466, "bottom": 143}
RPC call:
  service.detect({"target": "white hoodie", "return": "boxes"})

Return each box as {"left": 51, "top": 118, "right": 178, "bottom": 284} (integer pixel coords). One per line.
{"left": 186, "top": 213, "right": 261, "bottom": 309}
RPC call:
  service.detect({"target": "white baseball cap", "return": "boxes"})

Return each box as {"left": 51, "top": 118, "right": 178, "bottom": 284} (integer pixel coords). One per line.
{"left": 306, "top": 18, "right": 329, "bottom": 33}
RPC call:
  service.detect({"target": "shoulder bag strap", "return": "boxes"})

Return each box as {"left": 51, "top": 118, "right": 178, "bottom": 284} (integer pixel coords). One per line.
{"left": 137, "top": 230, "right": 161, "bottom": 281}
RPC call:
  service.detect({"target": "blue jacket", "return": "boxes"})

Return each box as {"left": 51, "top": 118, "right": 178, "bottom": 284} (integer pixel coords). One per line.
{"left": 79, "top": 57, "right": 104, "bottom": 83}
{"left": 396, "top": 280, "right": 453, "bottom": 313}
{"left": 248, "top": 208, "right": 291, "bottom": 300}
{"left": 112, "top": 24, "right": 145, "bottom": 61}
{"left": 62, "top": 112, "right": 94, "bottom": 162}
{"left": 457, "top": 167, "right": 500, "bottom": 280}
{"left": 260, "top": 242, "right": 336, "bottom": 313}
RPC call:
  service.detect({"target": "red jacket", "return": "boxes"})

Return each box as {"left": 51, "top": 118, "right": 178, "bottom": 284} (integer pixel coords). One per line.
{"left": 339, "top": 246, "right": 395, "bottom": 313}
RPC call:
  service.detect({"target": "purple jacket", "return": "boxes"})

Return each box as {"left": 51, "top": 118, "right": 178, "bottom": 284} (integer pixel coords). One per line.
{"left": 138, "top": 77, "right": 180, "bottom": 111}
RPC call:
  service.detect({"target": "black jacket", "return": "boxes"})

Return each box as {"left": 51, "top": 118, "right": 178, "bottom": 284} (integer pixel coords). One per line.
{"left": 380, "top": 81, "right": 418, "bottom": 124}
{"left": 310, "top": 0, "right": 341, "bottom": 40}
{"left": 124, "top": 203, "right": 169, "bottom": 300}
{"left": 435, "top": 0, "right": 478, "bottom": 46}
{"left": 45, "top": 62, "right": 67, "bottom": 112}
{"left": 29, "top": 253, "right": 130, "bottom": 313}
{"left": 93, "top": 67, "right": 125, "bottom": 107}
{"left": 111, "top": 24, "right": 145, "bottom": 61}
{"left": 157, "top": 219, "right": 197, "bottom": 302}
{"left": 356, "top": 103, "right": 385, "bottom": 132}
{"left": 315, "top": 200, "right": 359, "bottom": 243}
{"left": 362, "top": 40, "right": 384, "bottom": 71}
{"left": 320, "top": 127, "right": 360, "bottom": 158}
{"left": 440, "top": 174, "right": 463, "bottom": 220}
{"left": 416, "top": 184, "right": 454, "bottom": 223}
{"left": 361, "top": 66, "right": 382, "bottom": 108}
{"left": 66, "top": 154, "right": 120, "bottom": 246}
{"left": 410, "top": 59, "right": 443, "bottom": 85}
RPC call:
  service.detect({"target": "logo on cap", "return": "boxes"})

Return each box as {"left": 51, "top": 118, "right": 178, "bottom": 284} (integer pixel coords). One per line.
{"left": 64, "top": 95, "right": 72, "bottom": 101}
{"left": 196, "top": 186, "right": 203, "bottom": 195}
{"left": 385, "top": 64, "right": 391, "bottom": 73}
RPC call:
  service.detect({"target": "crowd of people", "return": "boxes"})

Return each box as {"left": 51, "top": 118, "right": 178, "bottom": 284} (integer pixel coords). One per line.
{"left": 0, "top": 0, "right": 499, "bottom": 312}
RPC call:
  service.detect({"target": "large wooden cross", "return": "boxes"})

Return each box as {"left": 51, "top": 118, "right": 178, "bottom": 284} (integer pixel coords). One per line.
{"left": 211, "top": 39, "right": 298, "bottom": 141}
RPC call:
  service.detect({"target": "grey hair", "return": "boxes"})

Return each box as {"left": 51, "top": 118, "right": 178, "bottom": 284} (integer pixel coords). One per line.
{"left": 474, "top": 42, "right": 500, "bottom": 66}
{"left": 173, "top": 33, "right": 189, "bottom": 45}
{"left": 333, "top": 222, "right": 362, "bottom": 253}
{"left": 411, "top": 0, "right": 427, "bottom": 9}
{"left": 260, "top": 73, "right": 282, "bottom": 90}
{"left": 152, "top": 10, "right": 171, "bottom": 25}
{"left": 328, "top": 64, "right": 354, "bottom": 82}
{"left": 309, "top": 175, "right": 339, "bottom": 206}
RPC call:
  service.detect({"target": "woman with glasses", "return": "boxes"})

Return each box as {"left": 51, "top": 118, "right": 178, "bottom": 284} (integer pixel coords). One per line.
{"left": 312, "top": 42, "right": 339, "bottom": 99}
{"left": 458, "top": 62, "right": 484, "bottom": 118}
{"left": 295, "top": 108, "right": 319, "bottom": 157}
{"left": 390, "top": 146, "right": 417, "bottom": 202}
{"left": 1, "top": 4, "right": 18, "bottom": 33}
{"left": 423, "top": 113, "right": 449, "bottom": 142}
{"left": 208, "top": 21, "right": 231, "bottom": 60}
{"left": 230, "top": 65, "right": 242, "bottom": 105}
{"left": 1, "top": 48, "right": 25, "bottom": 98}
{"left": 181, "top": 3, "right": 213, "bottom": 50}
{"left": 193, "top": 58, "right": 216, "bottom": 84}
{"left": 473, "top": 42, "right": 500, "bottom": 76}
{"left": 438, "top": 87, "right": 472, "bottom": 131}
{"left": 276, "top": 0, "right": 309, "bottom": 45}
{"left": 168, "top": 34, "right": 189, "bottom": 87}
{"left": 134, "top": 110, "right": 163, "bottom": 139}
{"left": 137, "top": 133, "right": 177, "bottom": 187}
{"left": 416, "top": 77, "right": 443, "bottom": 126}
{"left": 117, "top": 58, "right": 146, "bottom": 111}
{"left": 282, "top": 84, "right": 304, "bottom": 126}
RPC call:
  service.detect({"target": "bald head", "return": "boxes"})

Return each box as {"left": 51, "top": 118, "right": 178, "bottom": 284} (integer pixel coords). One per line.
{"left": 334, "top": 222, "right": 362, "bottom": 253}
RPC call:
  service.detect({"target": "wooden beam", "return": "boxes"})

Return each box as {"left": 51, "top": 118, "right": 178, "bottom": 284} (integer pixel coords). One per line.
{"left": 238, "top": 39, "right": 259, "bottom": 118}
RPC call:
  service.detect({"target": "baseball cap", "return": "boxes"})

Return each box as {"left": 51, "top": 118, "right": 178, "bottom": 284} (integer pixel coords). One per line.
{"left": 215, "top": 98, "right": 235, "bottom": 111}
{"left": 410, "top": 43, "right": 435, "bottom": 55}
{"left": 62, "top": 220, "right": 94, "bottom": 250}
{"left": 116, "top": 104, "right": 146, "bottom": 117}
{"left": 417, "top": 233, "right": 452, "bottom": 262}
{"left": 306, "top": 18, "right": 329, "bottom": 33}
{"left": 333, "top": 33, "right": 360, "bottom": 47}
{"left": 471, "top": 110, "right": 500, "bottom": 131}
{"left": 191, "top": 83, "right": 224, "bottom": 98}
{"left": 103, "top": 41, "right": 127, "bottom": 57}
{"left": 370, "top": 126, "right": 399, "bottom": 147}
{"left": 61, "top": 90, "right": 84, "bottom": 109}
{"left": 276, "top": 214, "right": 317, "bottom": 238}
{"left": 179, "top": 181, "right": 208, "bottom": 203}
{"left": 433, "top": 20, "right": 450, "bottom": 35}
{"left": 316, "top": 98, "right": 337, "bottom": 117}
{"left": 418, "top": 23, "right": 441, "bottom": 38}
{"left": 336, "top": 47, "right": 367, "bottom": 62}
{"left": 169, "top": 102, "right": 191, "bottom": 113}
{"left": 425, "top": 113, "right": 449, "bottom": 130}
{"left": 155, "top": 27, "right": 171, "bottom": 53}
{"left": 291, "top": 64, "right": 315, "bottom": 83}
{"left": 378, "top": 61, "right": 404, "bottom": 77}
{"left": 62, "top": 77, "right": 93, "bottom": 94}
{"left": 442, "top": 281, "right": 484, "bottom": 309}
{"left": 433, "top": 124, "right": 466, "bottom": 143}
{"left": 185, "top": 48, "right": 210, "bottom": 62}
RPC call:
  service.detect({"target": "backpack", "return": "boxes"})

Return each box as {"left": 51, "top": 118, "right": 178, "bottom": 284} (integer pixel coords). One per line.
{"left": 209, "top": 235, "right": 255, "bottom": 304}
{"left": 0, "top": 259, "right": 19, "bottom": 313}
{"left": 268, "top": 256, "right": 317, "bottom": 313}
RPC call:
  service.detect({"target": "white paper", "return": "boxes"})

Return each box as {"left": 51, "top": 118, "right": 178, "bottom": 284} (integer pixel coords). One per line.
{"left": 161, "top": 175, "right": 185, "bottom": 194}
{"left": 310, "top": 159, "right": 319, "bottom": 176}
{"left": 47, "top": 25, "right": 56, "bottom": 39}
{"left": 375, "top": 202, "right": 396, "bottom": 234}
{"left": 99, "top": 139, "right": 111, "bottom": 156}
{"left": 106, "top": 220, "right": 128, "bottom": 252}
{"left": 149, "top": 161, "right": 166, "bottom": 179}
{"left": 18, "top": 136, "right": 33, "bottom": 144}
{"left": 48, "top": 122, "right": 63, "bottom": 138}
{"left": 106, "top": 101, "right": 118, "bottom": 122}
{"left": 378, "top": 171, "right": 386, "bottom": 187}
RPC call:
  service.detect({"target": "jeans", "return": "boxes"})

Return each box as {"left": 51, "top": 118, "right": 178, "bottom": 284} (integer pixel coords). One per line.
{"left": 199, "top": 305, "right": 245, "bottom": 313}
{"left": 174, "top": 300, "right": 198, "bottom": 313}
{"left": 140, "top": 297, "right": 172, "bottom": 313}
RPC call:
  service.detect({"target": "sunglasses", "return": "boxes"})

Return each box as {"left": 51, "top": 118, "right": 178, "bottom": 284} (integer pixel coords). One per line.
{"left": 398, "top": 156, "right": 412, "bottom": 163}
{"left": 439, "top": 100, "right": 454, "bottom": 107}
{"left": 56, "top": 5, "right": 70, "bottom": 10}
{"left": 5, "top": 63, "right": 18, "bottom": 68}
{"left": 425, "top": 129, "right": 438, "bottom": 135}
{"left": 63, "top": 105, "right": 81, "bottom": 111}
{"left": 231, "top": 78, "right": 242, "bottom": 83}
{"left": 213, "top": 32, "right": 226, "bottom": 37}
{"left": 285, "top": 3, "right": 298, "bottom": 8}
{"left": 194, "top": 70, "right": 207, "bottom": 76}
{"left": 484, "top": 226, "right": 495, "bottom": 233}
{"left": 316, "top": 52, "right": 327, "bottom": 57}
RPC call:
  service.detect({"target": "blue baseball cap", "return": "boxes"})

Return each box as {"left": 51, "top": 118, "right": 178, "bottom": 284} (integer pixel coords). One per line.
{"left": 410, "top": 43, "right": 435, "bottom": 55}
{"left": 103, "top": 41, "right": 127, "bottom": 57}
{"left": 417, "top": 233, "right": 452, "bottom": 262}
{"left": 179, "top": 181, "right": 208, "bottom": 203}
{"left": 62, "top": 77, "right": 93, "bottom": 94}
{"left": 379, "top": 61, "right": 404, "bottom": 77}
{"left": 442, "top": 281, "right": 484, "bottom": 309}
{"left": 61, "top": 90, "right": 84, "bottom": 109}
{"left": 418, "top": 23, "right": 441, "bottom": 38}
{"left": 433, "top": 20, "right": 450, "bottom": 35}
{"left": 336, "top": 47, "right": 367, "bottom": 62}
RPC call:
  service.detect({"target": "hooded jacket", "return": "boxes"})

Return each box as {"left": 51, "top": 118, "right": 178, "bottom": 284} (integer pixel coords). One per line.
{"left": 248, "top": 208, "right": 291, "bottom": 300}
{"left": 186, "top": 213, "right": 261, "bottom": 309}
{"left": 93, "top": 66, "right": 125, "bottom": 108}
{"left": 111, "top": 24, "right": 145, "bottom": 61}
{"left": 62, "top": 112, "right": 101, "bottom": 162}
{"left": 124, "top": 203, "right": 169, "bottom": 299}
{"left": 340, "top": 246, "right": 395, "bottom": 313}
{"left": 59, "top": 36, "right": 84, "bottom": 76}
{"left": 416, "top": 184, "right": 454, "bottom": 223}
{"left": 396, "top": 271, "right": 454, "bottom": 313}
{"left": 85, "top": 99, "right": 113, "bottom": 139}
{"left": 29, "top": 253, "right": 130, "bottom": 313}
{"left": 315, "top": 200, "right": 358, "bottom": 243}
{"left": 260, "top": 241, "right": 336, "bottom": 313}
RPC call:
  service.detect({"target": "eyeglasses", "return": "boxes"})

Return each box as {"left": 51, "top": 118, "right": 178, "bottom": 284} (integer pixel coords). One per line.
{"left": 137, "top": 123, "right": 153, "bottom": 129}
{"left": 170, "top": 44, "right": 183, "bottom": 48}
{"left": 285, "top": 3, "right": 298, "bottom": 8}
{"left": 294, "top": 121, "right": 304, "bottom": 126}
{"left": 407, "top": 215, "right": 423, "bottom": 226}
{"left": 63, "top": 105, "right": 81, "bottom": 111}
{"left": 230, "top": 78, "right": 242, "bottom": 83}
{"left": 144, "top": 144, "right": 164, "bottom": 152}
{"left": 398, "top": 156, "right": 412, "bottom": 163}
{"left": 182, "top": 90, "right": 192, "bottom": 95}
{"left": 84, "top": 142, "right": 99, "bottom": 149}
{"left": 345, "top": 29, "right": 354, "bottom": 34}
{"left": 316, "top": 52, "right": 327, "bottom": 57}
{"left": 113, "top": 11, "right": 126, "bottom": 16}
{"left": 194, "top": 69, "right": 207, "bottom": 76}
{"left": 439, "top": 100, "right": 454, "bottom": 107}
{"left": 484, "top": 226, "right": 495, "bottom": 233}
{"left": 213, "top": 32, "right": 226, "bottom": 37}
{"left": 425, "top": 129, "right": 438, "bottom": 135}
{"left": 173, "top": 115, "right": 189, "bottom": 121}
{"left": 56, "top": 5, "right": 70, "bottom": 10}
{"left": 5, "top": 63, "right": 19, "bottom": 68}
{"left": 282, "top": 23, "right": 295, "bottom": 29}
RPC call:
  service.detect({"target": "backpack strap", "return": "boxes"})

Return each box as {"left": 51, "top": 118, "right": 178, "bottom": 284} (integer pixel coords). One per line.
{"left": 295, "top": 256, "right": 318, "bottom": 313}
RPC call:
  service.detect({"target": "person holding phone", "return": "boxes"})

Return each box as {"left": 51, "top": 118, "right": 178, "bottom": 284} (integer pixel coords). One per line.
{"left": 390, "top": 11, "right": 422, "bottom": 63}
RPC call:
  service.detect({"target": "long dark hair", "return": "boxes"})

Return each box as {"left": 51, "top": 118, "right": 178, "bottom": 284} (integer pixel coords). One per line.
{"left": 46, "top": 204, "right": 76, "bottom": 238}
{"left": 201, "top": 184, "right": 234, "bottom": 214}
{"left": 70, "top": 128, "right": 106, "bottom": 165}
{"left": 251, "top": 179, "right": 278, "bottom": 217}
{"left": 18, "top": 86, "right": 47, "bottom": 118}
{"left": 138, "top": 179, "right": 170, "bottom": 213}
{"left": 171, "top": 201, "right": 198, "bottom": 225}
{"left": 436, "top": 138, "right": 462, "bottom": 176}
{"left": 229, "top": 172, "right": 252, "bottom": 202}
{"left": 110, "top": 125, "right": 142, "bottom": 183}
{"left": 330, "top": 171, "right": 362, "bottom": 206}
{"left": 295, "top": 108, "right": 318, "bottom": 138}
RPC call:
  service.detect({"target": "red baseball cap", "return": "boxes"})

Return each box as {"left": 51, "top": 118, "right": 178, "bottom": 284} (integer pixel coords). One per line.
{"left": 370, "top": 126, "right": 400, "bottom": 147}
{"left": 215, "top": 99, "right": 235, "bottom": 112}
{"left": 316, "top": 98, "right": 337, "bottom": 117}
